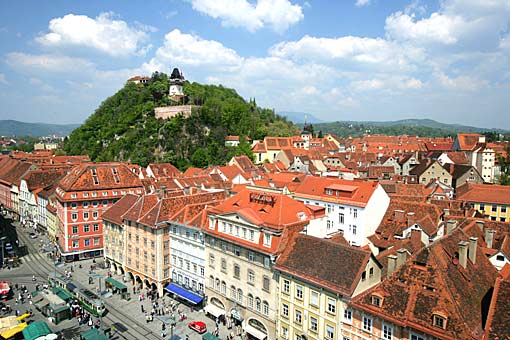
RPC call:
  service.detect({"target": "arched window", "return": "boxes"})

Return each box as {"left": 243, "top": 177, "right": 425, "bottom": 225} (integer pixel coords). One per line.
{"left": 231, "top": 286, "right": 236, "bottom": 300}
{"left": 221, "top": 281, "right": 226, "bottom": 295}
{"left": 237, "top": 289, "right": 243, "bottom": 304}
{"left": 262, "top": 301, "right": 269, "bottom": 315}
{"left": 247, "top": 294, "right": 254, "bottom": 309}
{"left": 215, "top": 278, "right": 220, "bottom": 291}
{"left": 256, "top": 298, "right": 261, "bottom": 312}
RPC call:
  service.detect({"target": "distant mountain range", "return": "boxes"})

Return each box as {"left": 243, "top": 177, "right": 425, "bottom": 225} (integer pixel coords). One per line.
{"left": 278, "top": 111, "right": 323, "bottom": 124}
{"left": 345, "top": 118, "right": 506, "bottom": 132}
{"left": 0, "top": 120, "right": 80, "bottom": 137}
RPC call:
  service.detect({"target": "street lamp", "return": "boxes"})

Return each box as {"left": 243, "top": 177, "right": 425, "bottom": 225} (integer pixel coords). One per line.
{"left": 0, "top": 236, "right": 7, "bottom": 268}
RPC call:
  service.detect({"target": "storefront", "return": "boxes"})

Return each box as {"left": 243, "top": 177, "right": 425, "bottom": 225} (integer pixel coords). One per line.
{"left": 164, "top": 283, "right": 204, "bottom": 306}
{"left": 242, "top": 318, "right": 268, "bottom": 340}
{"left": 105, "top": 277, "right": 130, "bottom": 300}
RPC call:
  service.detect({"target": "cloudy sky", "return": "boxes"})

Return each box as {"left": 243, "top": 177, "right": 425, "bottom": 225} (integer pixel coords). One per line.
{"left": 0, "top": 0, "right": 509, "bottom": 128}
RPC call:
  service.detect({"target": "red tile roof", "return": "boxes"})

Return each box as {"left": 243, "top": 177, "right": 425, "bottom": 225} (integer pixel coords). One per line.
{"left": 148, "top": 163, "right": 181, "bottom": 178}
{"left": 294, "top": 176, "right": 380, "bottom": 208}
{"left": 102, "top": 194, "right": 140, "bottom": 225}
{"left": 352, "top": 227, "right": 499, "bottom": 340}
{"left": 274, "top": 234, "right": 374, "bottom": 296}
{"left": 456, "top": 133, "right": 483, "bottom": 151}
{"left": 457, "top": 182, "right": 510, "bottom": 205}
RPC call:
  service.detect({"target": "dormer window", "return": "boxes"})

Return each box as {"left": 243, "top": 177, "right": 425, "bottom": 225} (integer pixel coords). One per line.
{"left": 371, "top": 294, "right": 383, "bottom": 307}
{"left": 432, "top": 313, "right": 447, "bottom": 329}
{"left": 263, "top": 233, "right": 271, "bottom": 247}
{"left": 325, "top": 189, "right": 333, "bottom": 195}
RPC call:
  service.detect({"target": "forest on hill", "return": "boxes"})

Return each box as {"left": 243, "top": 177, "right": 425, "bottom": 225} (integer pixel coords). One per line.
{"left": 64, "top": 72, "right": 298, "bottom": 168}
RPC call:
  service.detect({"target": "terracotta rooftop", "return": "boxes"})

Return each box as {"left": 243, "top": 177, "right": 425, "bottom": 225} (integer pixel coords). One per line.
{"left": 22, "top": 169, "right": 67, "bottom": 191}
{"left": 58, "top": 162, "right": 142, "bottom": 191}
{"left": 457, "top": 182, "right": 510, "bottom": 205}
{"left": 275, "top": 233, "right": 374, "bottom": 296}
{"left": 102, "top": 194, "right": 139, "bottom": 225}
{"left": 148, "top": 163, "right": 181, "bottom": 179}
{"left": 352, "top": 227, "right": 499, "bottom": 340}
{"left": 294, "top": 176, "right": 380, "bottom": 208}
{"left": 456, "top": 133, "right": 483, "bottom": 151}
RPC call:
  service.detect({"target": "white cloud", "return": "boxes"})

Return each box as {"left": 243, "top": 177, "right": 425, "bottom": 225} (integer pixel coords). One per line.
{"left": 6, "top": 53, "right": 95, "bottom": 74}
{"left": 36, "top": 12, "right": 151, "bottom": 57}
{"left": 143, "top": 29, "right": 242, "bottom": 71}
{"left": 435, "top": 72, "right": 484, "bottom": 91}
{"left": 0, "top": 73, "right": 7, "bottom": 85}
{"left": 355, "top": 0, "right": 370, "bottom": 7}
{"left": 351, "top": 79, "right": 385, "bottom": 91}
{"left": 189, "top": 0, "right": 303, "bottom": 32}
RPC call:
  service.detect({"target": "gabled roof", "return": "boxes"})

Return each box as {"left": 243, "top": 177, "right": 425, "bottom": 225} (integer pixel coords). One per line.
{"left": 58, "top": 162, "right": 142, "bottom": 191}
{"left": 0, "top": 158, "right": 34, "bottom": 185}
{"left": 443, "top": 152, "right": 469, "bottom": 165}
{"left": 294, "top": 176, "right": 380, "bottom": 208}
{"left": 457, "top": 182, "right": 510, "bottom": 205}
{"left": 102, "top": 194, "right": 139, "bottom": 225}
{"left": 147, "top": 163, "right": 181, "bottom": 178}
{"left": 352, "top": 228, "right": 499, "bottom": 340}
{"left": 208, "top": 188, "right": 313, "bottom": 230}
{"left": 456, "top": 133, "right": 482, "bottom": 151}
{"left": 274, "top": 234, "right": 373, "bottom": 296}
{"left": 22, "top": 169, "right": 67, "bottom": 191}
{"left": 485, "top": 271, "right": 510, "bottom": 339}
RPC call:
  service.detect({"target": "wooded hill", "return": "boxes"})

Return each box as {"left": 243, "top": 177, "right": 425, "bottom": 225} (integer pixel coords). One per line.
{"left": 64, "top": 72, "right": 298, "bottom": 168}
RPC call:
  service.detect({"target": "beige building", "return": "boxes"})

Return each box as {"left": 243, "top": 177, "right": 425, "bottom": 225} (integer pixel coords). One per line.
{"left": 204, "top": 187, "right": 322, "bottom": 340}
{"left": 410, "top": 160, "right": 453, "bottom": 186}
{"left": 274, "top": 234, "right": 382, "bottom": 340}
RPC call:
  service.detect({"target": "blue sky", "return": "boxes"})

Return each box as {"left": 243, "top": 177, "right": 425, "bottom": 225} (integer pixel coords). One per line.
{"left": 0, "top": 0, "right": 509, "bottom": 128}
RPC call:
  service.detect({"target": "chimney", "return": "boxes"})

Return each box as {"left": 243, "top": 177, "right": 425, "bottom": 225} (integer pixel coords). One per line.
{"left": 475, "top": 220, "right": 484, "bottom": 232}
{"left": 407, "top": 212, "right": 415, "bottom": 226}
{"left": 397, "top": 248, "right": 407, "bottom": 268}
{"left": 394, "top": 210, "right": 405, "bottom": 221}
{"left": 387, "top": 255, "right": 398, "bottom": 276}
{"left": 478, "top": 135, "right": 486, "bottom": 143}
{"left": 469, "top": 237, "right": 478, "bottom": 264}
{"left": 446, "top": 220, "right": 457, "bottom": 235}
{"left": 485, "top": 229, "right": 496, "bottom": 249}
{"left": 443, "top": 208, "right": 450, "bottom": 217}
{"left": 410, "top": 229, "right": 423, "bottom": 244}
{"left": 458, "top": 241, "right": 468, "bottom": 268}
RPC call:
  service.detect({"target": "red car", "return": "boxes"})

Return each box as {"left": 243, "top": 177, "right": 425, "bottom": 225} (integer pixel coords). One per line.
{"left": 188, "top": 321, "right": 207, "bottom": 334}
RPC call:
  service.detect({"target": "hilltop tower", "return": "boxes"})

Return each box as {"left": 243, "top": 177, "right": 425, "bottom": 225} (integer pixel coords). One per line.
{"left": 169, "top": 67, "right": 185, "bottom": 98}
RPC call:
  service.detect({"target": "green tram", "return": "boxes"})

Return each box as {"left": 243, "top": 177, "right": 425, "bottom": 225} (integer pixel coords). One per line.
{"left": 48, "top": 273, "right": 106, "bottom": 317}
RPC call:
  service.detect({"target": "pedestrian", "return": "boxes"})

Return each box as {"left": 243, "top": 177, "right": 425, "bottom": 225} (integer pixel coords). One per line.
{"left": 186, "top": 335, "right": 189, "bottom": 340}
{"left": 88, "top": 318, "right": 93, "bottom": 328}
{"left": 111, "top": 324, "right": 116, "bottom": 334}
{"left": 161, "top": 328, "right": 167, "bottom": 337}
{"left": 141, "top": 305, "right": 144, "bottom": 313}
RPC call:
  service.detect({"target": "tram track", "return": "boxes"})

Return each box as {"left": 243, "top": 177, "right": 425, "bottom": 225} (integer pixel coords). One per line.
{"left": 17, "top": 229, "right": 162, "bottom": 340}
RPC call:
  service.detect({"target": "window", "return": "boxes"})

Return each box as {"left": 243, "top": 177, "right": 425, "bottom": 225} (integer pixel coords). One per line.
{"left": 353, "top": 209, "right": 358, "bottom": 218}
{"left": 492, "top": 205, "right": 498, "bottom": 212}
{"left": 84, "top": 224, "right": 90, "bottom": 233}
{"left": 93, "top": 224, "right": 99, "bottom": 232}
{"left": 295, "top": 285, "right": 303, "bottom": 299}
{"left": 282, "top": 280, "right": 290, "bottom": 294}
{"left": 263, "top": 233, "right": 271, "bottom": 246}
{"left": 229, "top": 224, "right": 233, "bottom": 234}
{"left": 248, "top": 294, "right": 254, "bottom": 309}
{"left": 282, "top": 303, "right": 289, "bottom": 317}
{"left": 433, "top": 314, "right": 447, "bottom": 329}
{"left": 71, "top": 202, "right": 78, "bottom": 209}
{"left": 84, "top": 239, "right": 90, "bottom": 247}
{"left": 361, "top": 271, "right": 366, "bottom": 281}
{"left": 221, "top": 282, "right": 226, "bottom": 295}
{"left": 249, "top": 230, "right": 255, "bottom": 241}
{"left": 83, "top": 212, "right": 89, "bottom": 220}
{"left": 221, "top": 259, "right": 227, "bottom": 271}
{"left": 71, "top": 213, "right": 78, "bottom": 220}
{"left": 248, "top": 252, "right": 255, "bottom": 262}
{"left": 92, "top": 201, "right": 98, "bottom": 207}
{"left": 496, "top": 255, "right": 505, "bottom": 261}
{"left": 294, "top": 310, "right": 302, "bottom": 324}
{"left": 72, "top": 226, "right": 78, "bottom": 234}
{"left": 256, "top": 298, "right": 261, "bottom": 312}
{"left": 382, "top": 324, "right": 393, "bottom": 340}
{"left": 231, "top": 286, "right": 236, "bottom": 300}
{"left": 362, "top": 316, "right": 372, "bottom": 332}
{"left": 234, "top": 264, "right": 240, "bottom": 279}
{"left": 209, "top": 254, "right": 215, "bottom": 266}
{"left": 310, "top": 291, "right": 319, "bottom": 307}
{"left": 222, "top": 222, "right": 226, "bottom": 232}
{"left": 327, "top": 297, "right": 336, "bottom": 314}
{"left": 248, "top": 270, "right": 255, "bottom": 283}
{"left": 343, "top": 308, "right": 352, "bottom": 324}
{"left": 326, "top": 325, "right": 334, "bottom": 339}
{"left": 371, "top": 295, "right": 381, "bottom": 307}
{"left": 369, "top": 267, "right": 374, "bottom": 278}
{"left": 339, "top": 213, "right": 344, "bottom": 224}
{"left": 309, "top": 317, "right": 318, "bottom": 332}
{"left": 281, "top": 326, "right": 288, "bottom": 339}
{"left": 262, "top": 301, "right": 269, "bottom": 315}
{"left": 234, "top": 247, "right": 241, "bottom": 256}
{"left": 102, "top": 200, "right": 108, "bottom": 206}
{"left": 352, "top": 225, "right": 357, "bottom": 235}
{"left": 480, "top": 203, "right": 485, "bottom": 210}
{"left": 237, "top": 289, "right": 243, "bottom": 304}
{"left": 72, "top": 240, "right": 79, "bottom": 248}
{"left": 93, "top": 211, "right": 98, "bottom": 219}
{"left": 243, "top": 228, "right": 247, "bottom": 238}
{"left": 235, "top": 226, "right": 240, "bottom": 236}
{"left": 83, "top": 201, "right": 89, "bottom": 208}
{"left": 263, "top": 276, "right": 270, "bottom": 291}
{"left": 410, "top": 334, "right": 425, "bottom": 340}
{"left": 502, "top": 206, "right": 507, "bottom": 213}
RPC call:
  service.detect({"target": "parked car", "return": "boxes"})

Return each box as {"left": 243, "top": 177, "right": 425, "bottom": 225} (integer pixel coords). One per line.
{"left": 188, "top": 321, "right": 207, "bottom": 334}
{"left": 29, "top": 233, "right": 38, "bottom": 239}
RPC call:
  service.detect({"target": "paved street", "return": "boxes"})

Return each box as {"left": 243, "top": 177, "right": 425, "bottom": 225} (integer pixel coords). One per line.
{"left": 1, "top": 214, "right": 243, "bottom": 340}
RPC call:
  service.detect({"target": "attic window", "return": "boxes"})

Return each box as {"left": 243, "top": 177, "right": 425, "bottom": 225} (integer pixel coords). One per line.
{"left": 92, "top": 176, "right": 99, "bottom": 185}
{"left": 371, "top": 294, "right": 383, "bottom": 307}
{"left": 111, "top": 168, "right": 121, "bottom": 184}
{"left": 432, "top": 313, "right": 447, "bottom": 329}
{"left": 91, "top": 167, "right": 97, "bottom": 176}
